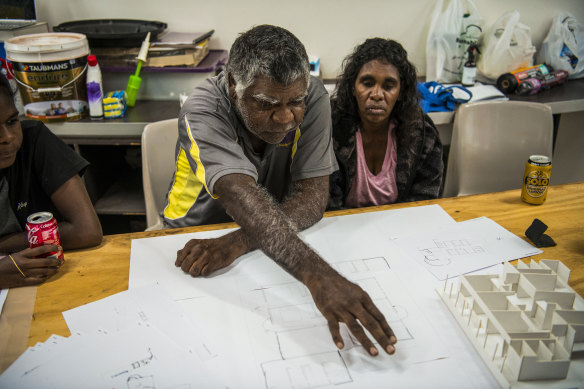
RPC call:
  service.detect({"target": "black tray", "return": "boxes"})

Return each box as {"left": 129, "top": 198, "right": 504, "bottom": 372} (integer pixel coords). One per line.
{"left": 53, "top": 19, "right": 167, "bottom": 48}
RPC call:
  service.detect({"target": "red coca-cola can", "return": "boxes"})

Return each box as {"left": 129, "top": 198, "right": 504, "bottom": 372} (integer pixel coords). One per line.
{"left": 26, "top": 212, "right": 64, "bottom": 261}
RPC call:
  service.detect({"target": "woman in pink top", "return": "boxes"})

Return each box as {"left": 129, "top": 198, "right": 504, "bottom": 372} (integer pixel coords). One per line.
{"left": 328, "top": 38, "right": 444, "bottom": 209}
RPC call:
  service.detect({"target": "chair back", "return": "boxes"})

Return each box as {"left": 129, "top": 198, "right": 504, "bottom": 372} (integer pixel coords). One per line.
{"left": 141, "top": 118, "right": 179, "bottom": 230}
{"left": 443, "top": 100, "right": 553, "bottom": 197}
{"left": 549, "top": 111, "right": 584, "bottom": 185}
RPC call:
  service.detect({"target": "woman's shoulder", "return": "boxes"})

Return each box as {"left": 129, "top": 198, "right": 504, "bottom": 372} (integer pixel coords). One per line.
{"left": 399, "top": 112, "right": 439, "bottom": 137}
{"left": 421, "top": 112, "right": 437, "bottom": 130}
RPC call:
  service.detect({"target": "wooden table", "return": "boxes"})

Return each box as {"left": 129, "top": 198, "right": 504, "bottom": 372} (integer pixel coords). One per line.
{"left": 2, "top": 182, "right": 583, "bottom": 373}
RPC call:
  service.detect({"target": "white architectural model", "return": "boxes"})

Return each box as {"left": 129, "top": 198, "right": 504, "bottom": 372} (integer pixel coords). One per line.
{"left": 437, "top": 259, "right": 584, "bottom": 388}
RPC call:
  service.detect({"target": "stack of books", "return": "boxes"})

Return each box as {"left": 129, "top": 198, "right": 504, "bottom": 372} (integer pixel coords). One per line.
{"left": 92, "top": 30, "right": 214, "bottom": 68}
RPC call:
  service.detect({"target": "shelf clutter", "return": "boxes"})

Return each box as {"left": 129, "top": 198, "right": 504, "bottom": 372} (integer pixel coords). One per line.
{"left": 91, "top": 30, "right": 214, "bottom": 69}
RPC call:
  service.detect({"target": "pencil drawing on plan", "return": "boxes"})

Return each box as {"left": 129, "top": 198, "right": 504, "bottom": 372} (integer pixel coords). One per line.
{"left": 421, "top": 239, "right": 486, "bottom": 266}
{"left": 245, "top": 257, "right": 418, "bottom": 389}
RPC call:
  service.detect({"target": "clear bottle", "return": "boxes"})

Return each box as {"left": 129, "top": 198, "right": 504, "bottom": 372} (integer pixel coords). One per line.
{"left": 86, "top": 55, "right": 104, "bottom": 120}
{"left": 461, "top": 45, "right": 478, "bottom": 87}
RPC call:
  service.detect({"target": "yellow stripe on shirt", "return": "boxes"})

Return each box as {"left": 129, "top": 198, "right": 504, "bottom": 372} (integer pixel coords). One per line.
{"left": 291, "top": 128, "right": 301, "bottom": 160}
{"left": 163, "top": 118, "right": 215, "bottom": 220}
{"left": 163, "top": 148, "right": 203, "bottom": 219}
{"left": 184, "top": 118, "right": 215, "bottom": 198}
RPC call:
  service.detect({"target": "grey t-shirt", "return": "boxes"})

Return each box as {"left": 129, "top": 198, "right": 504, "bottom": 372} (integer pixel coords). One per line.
{"left": 163, "top": 73, "right": 338, "bottom": 227}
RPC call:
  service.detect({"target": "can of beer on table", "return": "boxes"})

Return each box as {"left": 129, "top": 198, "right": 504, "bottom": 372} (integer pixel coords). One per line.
{"left": 26, "top": 211, "right": 64, "bottom": 261}
{"left": 521, "top": 155, "right": 552, "bottom": 205}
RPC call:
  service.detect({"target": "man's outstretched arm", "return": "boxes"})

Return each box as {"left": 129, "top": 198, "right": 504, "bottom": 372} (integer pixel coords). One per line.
{"left": 175, "top": 175, "right": 329, "bottom": 276}
{"left": 177, "top": 173, "right": 396, "bottom": 356}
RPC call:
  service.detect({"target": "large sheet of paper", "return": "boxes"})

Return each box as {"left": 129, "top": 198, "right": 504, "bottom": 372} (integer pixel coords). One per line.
{"left": 127, "top": 205, "right": 496, "bottom": 388}
{"left": 0, "top": 285, "right": 226, "bottom": 388}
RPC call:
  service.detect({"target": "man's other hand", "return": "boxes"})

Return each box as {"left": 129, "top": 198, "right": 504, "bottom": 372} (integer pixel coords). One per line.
{"left": 175, "top": 235, "right": 246, "bottom": 277}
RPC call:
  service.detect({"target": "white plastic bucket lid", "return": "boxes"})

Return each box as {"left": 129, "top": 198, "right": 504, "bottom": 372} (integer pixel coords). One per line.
{"left": 5, "top": 32, "right": 88, "bottom": 53}
{"left": 5, "top": 33, "right": 89, "bottom": 63}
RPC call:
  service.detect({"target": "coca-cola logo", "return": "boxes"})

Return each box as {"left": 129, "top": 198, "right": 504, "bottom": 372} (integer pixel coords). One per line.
{"left": 27, "top": 226, "right": 38, "bottom": 240}
{"left": 28, "top": 234, "right": 39, "bottom": 245}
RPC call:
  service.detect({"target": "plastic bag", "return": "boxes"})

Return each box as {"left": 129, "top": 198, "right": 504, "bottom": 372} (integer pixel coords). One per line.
{"left": 537, "top": 12, "right": 584, "bottom": 79}
{"left": 477, "top": 10, "right": 536, "bottom": 82}
{"left": 417, "top": 81, "right": 472, "bottom": 112}
{"left": 426, "top": 0, "right": 482, "bottom": 83}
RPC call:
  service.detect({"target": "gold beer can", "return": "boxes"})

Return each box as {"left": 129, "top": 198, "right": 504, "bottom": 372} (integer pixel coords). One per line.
{"left": 521, "top": 155, "right": 552, "bottom": 205}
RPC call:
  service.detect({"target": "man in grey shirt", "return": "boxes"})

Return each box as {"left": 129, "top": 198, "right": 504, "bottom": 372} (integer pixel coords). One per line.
{"left": 163, "top": 71, "right": 335, "bottom": 226}
{"left": 164, "top": 24, "right": 397, "bottom": 357}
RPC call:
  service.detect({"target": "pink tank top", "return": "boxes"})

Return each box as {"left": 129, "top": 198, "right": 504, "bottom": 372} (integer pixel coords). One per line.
{"left": 345, "top": 122, "right": 398, "bottom": 208}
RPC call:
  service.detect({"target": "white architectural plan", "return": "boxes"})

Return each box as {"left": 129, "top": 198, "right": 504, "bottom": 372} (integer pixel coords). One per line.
{"left": 0, "top": 286, "right": 226, "bottom": 389}
{"left": 130, "top": 246, "right": 448, "bottom": 388}
{"left": 395, "top": 217, "right": 543, "bottom": 280}
{"left": 437, "top": 259, "right": 584, "bottom": 388}
{"left": 127, "top": 206, "right": 460, "bottom": 388}
{"left": 228, "top": 256, "right": 445, "bottom": 388}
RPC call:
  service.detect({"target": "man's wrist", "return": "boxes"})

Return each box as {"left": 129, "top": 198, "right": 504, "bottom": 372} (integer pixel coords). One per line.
{"left": 301, "top": 259, "right": 340, "bottom": 291}
{"left": 228, "top": 229, "right": 256, "bottom": 257}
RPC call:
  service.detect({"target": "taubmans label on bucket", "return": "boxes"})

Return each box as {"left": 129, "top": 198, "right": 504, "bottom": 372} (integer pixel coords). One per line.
{"left": 5, "top": 33, "right": 90, "bottom": 123}
{"left": 11, "top": 57, "right": 89, "bottom": 122}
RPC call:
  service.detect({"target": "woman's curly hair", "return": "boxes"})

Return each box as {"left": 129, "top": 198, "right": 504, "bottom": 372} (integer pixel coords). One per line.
{"left": 331, "top": 38, "right": 422, "bottom": 145}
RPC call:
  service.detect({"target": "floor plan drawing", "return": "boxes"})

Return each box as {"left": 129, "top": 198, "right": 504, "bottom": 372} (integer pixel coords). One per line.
{"left": 229, "top": 256, "right": 445, "bottom": 389}
{"left": 394, "top": 217, "right": 542, "bottom": 280}
{"left": 126, "top": 206, "right": 506, "bottom": 388}
{"left": 421, "top": 238, "right": 488, "bottom": 267}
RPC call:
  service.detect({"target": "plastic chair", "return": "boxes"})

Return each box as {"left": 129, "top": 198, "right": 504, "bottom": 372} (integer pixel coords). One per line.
{"left": 443, "top": 100, "right": 553, "bottom": 197}
{"left": 549, "top": 111, "right": 584, "bottom": 185}
{"left": 141, "top": 118, "right": 179, "bottom": 230}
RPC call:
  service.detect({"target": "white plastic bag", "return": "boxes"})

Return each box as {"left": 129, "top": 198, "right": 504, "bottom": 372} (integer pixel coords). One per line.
{"left": 477, "top": 10, "right": 536, "bottom": 82}
{"left": 426, "top": 0, "right": 482, "bottom": 83}
{"left": 537, "top": 12, "right": 584, "bottom": 79}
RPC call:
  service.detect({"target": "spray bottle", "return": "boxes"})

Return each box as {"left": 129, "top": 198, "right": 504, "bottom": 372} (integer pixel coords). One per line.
{"left": 126, "top": 32, "right": 150, "bottom": 107}
{"left": 461, "top": 44, "right": 479, "bottom": 86}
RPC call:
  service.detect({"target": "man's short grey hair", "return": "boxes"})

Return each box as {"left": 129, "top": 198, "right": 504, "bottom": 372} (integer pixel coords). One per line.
{"left": 226, "top": 25, "right": 310, "bottom": 97}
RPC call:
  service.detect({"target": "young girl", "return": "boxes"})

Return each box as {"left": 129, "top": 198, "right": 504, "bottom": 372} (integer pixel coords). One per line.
{"left": 0, "top": 74, "right": 102, "bottom": 288}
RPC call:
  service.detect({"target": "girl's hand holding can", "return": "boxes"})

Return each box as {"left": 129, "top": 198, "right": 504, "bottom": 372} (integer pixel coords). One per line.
{"left": 0, "top": 245, "right": 62, "bottom": 288}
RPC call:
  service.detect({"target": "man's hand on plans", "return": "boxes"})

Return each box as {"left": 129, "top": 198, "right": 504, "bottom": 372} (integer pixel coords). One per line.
{"left": 176, "top": 234, "right": 247, "bottom": 277}
{"left": 307, "top": 271, "right": 397, "bottom": 356}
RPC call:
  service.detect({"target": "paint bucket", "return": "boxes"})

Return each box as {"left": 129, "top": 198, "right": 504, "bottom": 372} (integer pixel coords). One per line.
{"left": 5, "top": 33, "right": 89, "bottom": 122}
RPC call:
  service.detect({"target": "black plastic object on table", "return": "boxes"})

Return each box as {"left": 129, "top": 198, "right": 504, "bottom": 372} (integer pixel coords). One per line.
{"left": 53, "top": 19, "right": 167, "bottom": 47}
